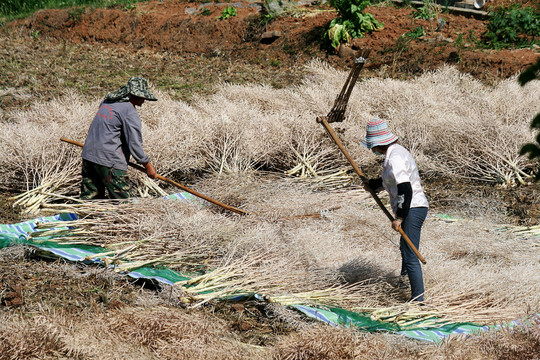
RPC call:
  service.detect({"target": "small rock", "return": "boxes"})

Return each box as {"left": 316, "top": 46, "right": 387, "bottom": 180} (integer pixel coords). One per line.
{"left": 261, "top": 30, "right": 281, "bottom": 44}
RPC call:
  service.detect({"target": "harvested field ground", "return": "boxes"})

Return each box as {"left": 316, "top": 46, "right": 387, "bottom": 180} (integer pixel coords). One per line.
{"left": 1, "top": 0, "right": 540, "bottom": 359}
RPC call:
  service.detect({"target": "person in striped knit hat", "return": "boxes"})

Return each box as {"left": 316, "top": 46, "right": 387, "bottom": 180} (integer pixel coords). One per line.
{"left": 362, "top": 118, "right": 429, "bottom": 302}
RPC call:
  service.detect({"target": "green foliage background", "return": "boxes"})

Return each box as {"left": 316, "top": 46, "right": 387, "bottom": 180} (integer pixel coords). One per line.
{"left": 518, "top": 58, "right": 540, "bottom": 180}
{"left": 0, "top": 0, "right": 147, "bottom": 20}
{"left": 326, "top": 0, "right": 383, "bottom": 49}
{"left": 482, "top": 5, "right": 539, "bottom": 49}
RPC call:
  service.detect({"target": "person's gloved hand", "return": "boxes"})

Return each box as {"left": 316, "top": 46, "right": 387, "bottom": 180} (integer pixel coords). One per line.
{"left": 392, "top": 218, "right": 403, "bottom": 232}
{"left": 365, "top": 177, "right": 383, "bottom": 193}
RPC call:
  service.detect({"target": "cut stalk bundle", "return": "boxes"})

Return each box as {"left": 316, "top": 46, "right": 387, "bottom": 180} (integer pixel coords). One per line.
{"left": 354, "top": 293, "right": 517, "bottom": 329}
{"left": 26, "top": 198, "right": 238, "bottom": 275}
{"left": 173, "top": 255, "right": 360, "bottom": 308}
{"left": 11, "top": 172, "right": 169, "bottom": 217}
{"left": 8, "top": 148, "right": 80, "bottom": 216}
{"left": 355, "top": 304, "right": 453, "bottom": 329}
{"left": 421, "top": 285, "right": 520, "bottom": 325}
{"left": 285, "top": 147, "right": 353, "bottom": 190}
{"left": 502, "top": 224, "right": 540, "bottom": 237}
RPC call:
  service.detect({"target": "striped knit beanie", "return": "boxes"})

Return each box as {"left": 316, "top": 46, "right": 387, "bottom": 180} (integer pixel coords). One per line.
{"left": 361, "top": 118, "right": 398, "bottom": 149}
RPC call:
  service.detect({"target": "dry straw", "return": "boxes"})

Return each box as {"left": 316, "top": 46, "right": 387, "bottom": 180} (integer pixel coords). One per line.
{"left": 2, "top": 62, "right": 538, "bottom": 214}
{"left": 22, "top": 173, "right": 540, "bottom": 327}
{"left": 1, "top": 63, "right": 539, "bottom": 328}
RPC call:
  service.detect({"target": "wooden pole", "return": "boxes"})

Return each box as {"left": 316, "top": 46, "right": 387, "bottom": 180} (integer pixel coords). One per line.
{"left": 316, "top": 118, "right": 427, "bottom": 264}
{"left": 60, "top": 137, "right": 248, "bottom": 216}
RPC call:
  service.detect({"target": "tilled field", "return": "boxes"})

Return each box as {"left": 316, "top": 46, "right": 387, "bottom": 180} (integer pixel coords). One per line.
{"left": 1, "top": 1, "right": 539, "bottom": 359}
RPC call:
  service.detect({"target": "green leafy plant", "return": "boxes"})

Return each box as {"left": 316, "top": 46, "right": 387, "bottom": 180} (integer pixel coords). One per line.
{"left": 123, "top": 2, "right": 136, "bottom": 10}
{"left": 328, "top": 23, "right": 351, "bottom": 49}
{"left": 455, "top": 33, "right": 464, "bottom": 47}
{"left": 412, "top": 0, "right": 438, "bottom": 20}
{"left": 481, "top": 5, "right": 540, "bottom": 49}
{"left": 326, "top": 0, "right": 383, "bottom": 49}
{"left": 518, "top": 58, "right": 540, "bottom": 181}
{"left": 403, "top": 26, "right": 425, "bottom": 39}
{"left": 217, "top": 6, "right": 237, "bottom": 20}
{"left": 200, "top": 8, "right": 212, "bottom": 16}
{"left": 31, "top": 29, "right": 40, "bottom": 40}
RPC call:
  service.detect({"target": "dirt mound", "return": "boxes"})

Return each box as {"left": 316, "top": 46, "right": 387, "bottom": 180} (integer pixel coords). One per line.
{"left": 7, "top": 0, "right": 538, "bottom": 82}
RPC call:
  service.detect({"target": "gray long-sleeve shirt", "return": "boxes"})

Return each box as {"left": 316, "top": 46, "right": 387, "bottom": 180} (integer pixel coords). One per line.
{"left": 82, "top": 101, "right": 150, "bottom": 171}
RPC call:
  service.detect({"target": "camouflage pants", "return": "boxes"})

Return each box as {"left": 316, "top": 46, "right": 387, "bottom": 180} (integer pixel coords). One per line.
{"left": 80, "top": 159, "right": 131, "bottom": 200}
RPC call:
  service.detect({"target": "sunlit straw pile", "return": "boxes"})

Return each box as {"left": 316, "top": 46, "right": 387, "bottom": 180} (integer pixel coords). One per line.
{"left": 1, "top": 62, "right": 539, "bottom": 329}
{"left": 2, "top": 61, "right": 538, "bottom": 214}
{"left": 18, "top": 171, "right": 540, "bottom": 327}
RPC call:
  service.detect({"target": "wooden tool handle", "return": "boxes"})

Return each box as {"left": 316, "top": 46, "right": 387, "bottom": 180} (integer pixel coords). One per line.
{"left": 60, "top": 137, "right": 248, "bottom": 215}
{"left": 316, "top": 120, "right": 426, "bottom": 264}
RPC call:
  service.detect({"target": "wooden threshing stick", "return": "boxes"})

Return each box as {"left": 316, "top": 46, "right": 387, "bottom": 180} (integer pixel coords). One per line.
{"left": 316, "top": 49, "right": 426, "bottom": 264}
{"left": 60, "top": 137, "right": 248, "bottom": 216}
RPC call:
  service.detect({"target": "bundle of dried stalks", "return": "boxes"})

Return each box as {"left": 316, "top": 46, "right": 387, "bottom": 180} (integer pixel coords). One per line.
{"left": 31, "top": 198, "right": 229, "bottom": 268}
{"left": 0, "top": 91, "right": 91, "bottom": 188}
{"left": 24, "top": 177, "right": 381, "bottom": 308}
{"left": 7, "top": 147, "right": 81, "bottom": 216}
{"left": 284, "top": 132, "right": 354, "bottom": 190}
{"left": 5, "top": 62, "right": 537, "bottom": 191}
{"left": 342, "top": 65, "right": 539, "bottom": 184}
{"left": 16, "top": 170, "right": 540, "bottom": 322}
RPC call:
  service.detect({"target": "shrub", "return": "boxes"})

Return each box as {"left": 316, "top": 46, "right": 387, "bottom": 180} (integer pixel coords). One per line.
{"left": 481, "top": 5, "right": 540, "bottom": 49}
{"left": 217, "top": 6, "right": 237, "bottom": 20}
{"left": 412, "top": 0, "right": 438, "bottom": 20}
{"left": 518, "top": 58, "right": 540, "bottom": 180}
{"left": 326, "top": 0, "right": 383, "bottom": 49}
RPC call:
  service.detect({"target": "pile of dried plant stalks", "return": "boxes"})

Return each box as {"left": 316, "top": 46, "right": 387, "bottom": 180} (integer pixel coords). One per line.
{"left": 1, "top": 62, "right": 537, "bottom": 214}
{"left": 1, "top": 63, "right": 539, "bottom": 330}
{"left": 22, "top": 173, "right": 540, "bottom": 328}
{"left": 2, "top": 245, "right": 539, "bottom": 360}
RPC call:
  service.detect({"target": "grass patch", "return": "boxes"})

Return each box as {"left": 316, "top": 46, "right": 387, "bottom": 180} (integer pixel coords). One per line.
{"left": 481, "top": 4, "right": 540, "bottom": 49}
{"left": 0, "top": 0, "right": 149, "bottom": 21}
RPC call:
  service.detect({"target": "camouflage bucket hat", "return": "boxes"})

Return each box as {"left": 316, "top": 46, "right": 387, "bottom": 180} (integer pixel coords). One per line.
{"left": 105, "top": 77, "right": 157, "bottom": 102}
{"left": 127, "top": 77, "right": 157, "bottom": 101}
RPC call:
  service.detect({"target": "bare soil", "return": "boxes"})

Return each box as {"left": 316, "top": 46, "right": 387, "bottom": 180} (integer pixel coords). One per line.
{"left": 1, "top": 0, "right": 538, "bottom": 112}
{"left": 0, "top": 2, "right": 539, "bottom": 358}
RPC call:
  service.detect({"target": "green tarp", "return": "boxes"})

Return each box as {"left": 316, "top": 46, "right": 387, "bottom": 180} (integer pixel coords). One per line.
{"left": 1, "top": 203, "right": 534, "bottom": 343}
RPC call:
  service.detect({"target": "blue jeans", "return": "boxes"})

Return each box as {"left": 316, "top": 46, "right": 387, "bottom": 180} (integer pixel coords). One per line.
{"left": 400, "top": 207, "right": 428, "bottom": 302}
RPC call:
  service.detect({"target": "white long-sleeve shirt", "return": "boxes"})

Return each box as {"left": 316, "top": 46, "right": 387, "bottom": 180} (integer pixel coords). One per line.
{"left": 382, "top": 143, "right": 429, "bottom": 216}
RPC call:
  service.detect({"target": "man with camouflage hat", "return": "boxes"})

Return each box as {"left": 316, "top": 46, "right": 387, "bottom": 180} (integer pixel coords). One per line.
{"left": 80, "top": 77, "right": 158, "bottom": 199}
